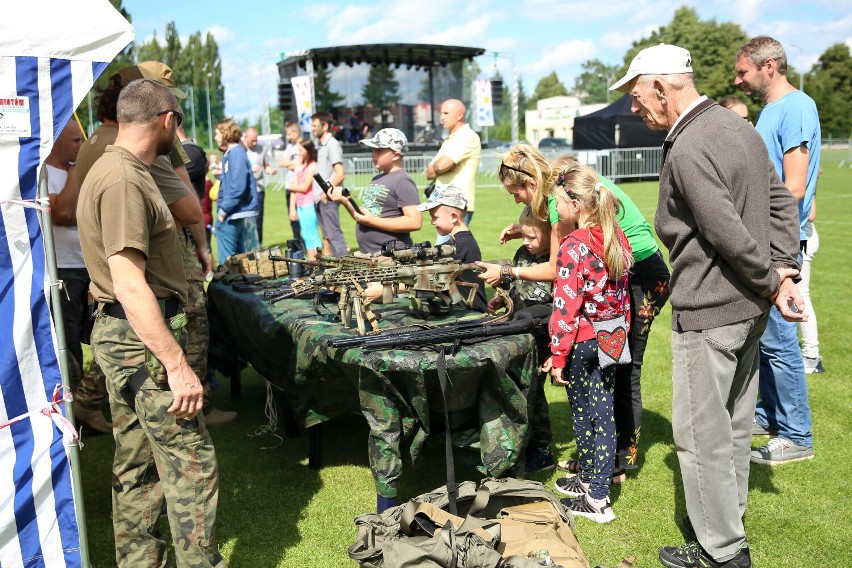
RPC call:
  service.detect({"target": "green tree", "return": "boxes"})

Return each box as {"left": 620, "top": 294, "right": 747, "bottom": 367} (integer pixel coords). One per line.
{"left": 621, "top": 7, "right": 757, "bottom": 109}
{"left": 136, "top": 32, "right": 164, "bottom": 64}
{"left": 807, "top": 43, "right": 852, "bottom": 138}
{"left": 573, "top": 59, "right": 620, "bottom": 104}
{"left": 314, "top": 66, "right": 344, "bottom": 113}
{"left": 362, "top": 64, "right": 400, "bottom": 108}
{"left": 527, "top": 72, "right": 569, "bottom": 109}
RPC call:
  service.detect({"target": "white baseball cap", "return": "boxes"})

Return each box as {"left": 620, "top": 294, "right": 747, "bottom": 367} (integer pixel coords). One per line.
{"left": 610, "top": 44, "right": 693, "bottom": 93}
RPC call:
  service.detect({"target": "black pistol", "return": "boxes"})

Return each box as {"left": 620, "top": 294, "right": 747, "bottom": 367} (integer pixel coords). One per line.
{"left": 313, "top": 173, "right": 363, "bottom": 215}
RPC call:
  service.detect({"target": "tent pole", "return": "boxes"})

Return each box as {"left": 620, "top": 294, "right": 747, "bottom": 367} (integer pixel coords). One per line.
{"left": 37, "top": 165, "right": 91, "bottom": 568}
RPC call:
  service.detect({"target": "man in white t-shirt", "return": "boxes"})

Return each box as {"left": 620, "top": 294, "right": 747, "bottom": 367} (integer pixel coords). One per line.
{"left": 426, "top": 99, "right": 482, "bottom": 226}
{"left": 46, "top": 120, "right": 111, "bottom": 433}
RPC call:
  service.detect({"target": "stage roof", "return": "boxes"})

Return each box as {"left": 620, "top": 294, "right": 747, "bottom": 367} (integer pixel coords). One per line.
{"left": 278, "top": 43, "right": 485, "bottom": 70}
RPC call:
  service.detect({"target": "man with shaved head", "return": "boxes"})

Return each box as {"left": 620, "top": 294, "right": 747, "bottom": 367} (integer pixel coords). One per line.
{"left": 426, "top": 98, "right": 481, "bottom": 227}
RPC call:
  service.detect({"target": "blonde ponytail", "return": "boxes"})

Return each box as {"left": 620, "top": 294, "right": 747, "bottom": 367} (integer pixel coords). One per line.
{"left": 556, "top": 164, "right": 633, "bottom": 280}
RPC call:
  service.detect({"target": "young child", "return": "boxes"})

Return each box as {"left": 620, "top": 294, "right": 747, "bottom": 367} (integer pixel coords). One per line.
{"left": 543, "top": 163, "right": 633, "bottom": 523}
{"left": 417, "top": 184, "right": 488, "bottom": 313}
{"left": 488, "top": 205, "right": 556, "bottom": 473}
{"left": 287, "top": 139, "right": 321, "bottom": 260}
{"left": 329, "top": 128, "right": 422, "bottom": 254}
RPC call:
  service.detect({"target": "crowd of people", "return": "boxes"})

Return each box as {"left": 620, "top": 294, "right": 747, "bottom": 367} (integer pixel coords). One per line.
{"left": 53, "top": 33, "right": 823, "bottom": 568}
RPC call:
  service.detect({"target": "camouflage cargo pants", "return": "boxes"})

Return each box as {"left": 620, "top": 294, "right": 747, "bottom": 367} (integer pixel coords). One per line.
{"left": 178, "top": 230, "right": 212, "bottom": 413}
{"left": 91, "top": 312, "right": 223, "bottom": 568}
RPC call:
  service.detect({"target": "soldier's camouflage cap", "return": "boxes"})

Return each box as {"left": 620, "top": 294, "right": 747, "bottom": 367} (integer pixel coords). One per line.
{"left": 359, "top": 128, "right": 408, "bottom": 154}
{"left": 416, "top": 183, "right": 468, "bottom": 211}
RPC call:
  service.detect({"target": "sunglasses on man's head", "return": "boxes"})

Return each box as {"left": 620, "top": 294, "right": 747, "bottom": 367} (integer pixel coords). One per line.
{"left": 499, "top": 161, "right": 533, "bottom": 179}
{"left": 157, "top": 109, "right": 183, "bottom": 128}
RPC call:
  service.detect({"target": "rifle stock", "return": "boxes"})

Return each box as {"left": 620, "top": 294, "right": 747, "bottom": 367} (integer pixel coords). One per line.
{"left": 328, "top": 307, "right": 551, "bottom": 349}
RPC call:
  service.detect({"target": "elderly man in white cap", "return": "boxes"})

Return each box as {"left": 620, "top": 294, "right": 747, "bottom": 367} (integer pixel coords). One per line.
{"left": 610, "top": 44, "right": 804, "bottom": 568}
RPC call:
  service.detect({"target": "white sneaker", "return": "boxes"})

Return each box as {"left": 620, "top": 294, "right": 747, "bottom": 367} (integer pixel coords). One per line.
{"left": 803, "top": 356, "right": 825, "bottom": 374}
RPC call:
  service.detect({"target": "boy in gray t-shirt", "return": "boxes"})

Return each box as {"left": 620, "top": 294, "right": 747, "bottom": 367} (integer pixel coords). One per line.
{"left": 329, "top": 128, "right": 421, "bottom": 254}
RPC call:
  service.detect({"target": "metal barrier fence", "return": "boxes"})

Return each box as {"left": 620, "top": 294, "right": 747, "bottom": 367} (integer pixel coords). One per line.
{"left": 262, "top": 139, "right": 851, "bottom": 191}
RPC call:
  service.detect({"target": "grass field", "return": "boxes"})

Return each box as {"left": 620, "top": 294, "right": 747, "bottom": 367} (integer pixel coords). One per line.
{"left": 78, "top": 153, "right": 852, "bottom": 567}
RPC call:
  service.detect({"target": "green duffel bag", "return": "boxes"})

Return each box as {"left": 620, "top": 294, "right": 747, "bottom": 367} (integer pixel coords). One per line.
{"left": 348, "top": 478, "right": 589, "bottom": 568}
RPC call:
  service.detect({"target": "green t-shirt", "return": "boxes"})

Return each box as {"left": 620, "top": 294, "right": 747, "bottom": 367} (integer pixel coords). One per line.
{"left": 548, "top": 175, "right": 658, "bottom": 262}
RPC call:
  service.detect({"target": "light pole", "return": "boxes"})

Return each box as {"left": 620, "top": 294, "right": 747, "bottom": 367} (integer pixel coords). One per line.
{"left": 789, "top": 44, "right": 804, "bottom": 92}
{"left": 187, "top": 84, "right": 197, "bottom": 141}
{"left": 598, "top": 72, "right": 616, "bottom": 105}
{"left": 205, "top": 72, "right": 213, "bottom": 149}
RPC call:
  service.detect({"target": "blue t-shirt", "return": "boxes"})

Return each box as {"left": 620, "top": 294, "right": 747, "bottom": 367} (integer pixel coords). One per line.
{"left": 755, "top": 90, "right": 821, "bottom": 240}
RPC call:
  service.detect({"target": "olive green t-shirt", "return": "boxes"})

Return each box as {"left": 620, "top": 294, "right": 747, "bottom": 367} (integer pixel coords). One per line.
{"left": 548, "top": 175, "right": 658, "bottom": 262}
{"left": 76, "top": 124, "right": 191, "bottom": 205}
{"left": 77, "top": 145, "right": 188, "bottom": 305}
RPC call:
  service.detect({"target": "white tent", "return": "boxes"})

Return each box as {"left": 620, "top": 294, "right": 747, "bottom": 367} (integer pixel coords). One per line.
{"left": 0, "top": 2, "right": 133, "bottom": 566}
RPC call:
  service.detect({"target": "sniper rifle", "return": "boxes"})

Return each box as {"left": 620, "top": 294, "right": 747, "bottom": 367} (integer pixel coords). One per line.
{"left": 327, "top": 304, "right": 552, "bottom": 350}
{"left": 267, "top": 245, "right": 483, "bottom": 335}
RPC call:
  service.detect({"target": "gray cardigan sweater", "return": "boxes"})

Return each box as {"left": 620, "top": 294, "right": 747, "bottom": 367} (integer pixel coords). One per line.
{"left": 655, "top": 99, "right": 800, "bottom": 332}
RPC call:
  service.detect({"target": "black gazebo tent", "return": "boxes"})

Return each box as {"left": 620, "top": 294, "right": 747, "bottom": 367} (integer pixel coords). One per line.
{"left": 572, "top": 94, "right": 668, "bottom": 150}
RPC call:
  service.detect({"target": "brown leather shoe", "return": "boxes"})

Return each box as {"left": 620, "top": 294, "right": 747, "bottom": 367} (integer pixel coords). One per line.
{"left": 204, "top": 407, "right": 238, "bottom": 425}
{"left": 73, "top": 402, "right": 112, "bottom": 434}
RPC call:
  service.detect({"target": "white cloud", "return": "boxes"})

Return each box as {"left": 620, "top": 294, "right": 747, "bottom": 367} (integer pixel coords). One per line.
{"left": 205, "top": 24, "right": 235, "bottom": 45}
{"left": 520, "top": 39, "right": 597, "bottom": 77}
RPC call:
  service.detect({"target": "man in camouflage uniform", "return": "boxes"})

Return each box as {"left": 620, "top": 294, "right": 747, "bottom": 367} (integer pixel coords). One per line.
{"left": 77, "top": 61, "right": 235, "bottom": 425}
{"left": 77, "top": 78, "right": 224, "bottom": 568}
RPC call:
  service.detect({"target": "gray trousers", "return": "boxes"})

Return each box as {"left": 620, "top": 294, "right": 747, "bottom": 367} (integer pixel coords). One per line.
{"left": 671, "top": 311, "right": 768, "bottom": 562}
{"left": 317, "top": 200, "right": 348, "bottom": 256}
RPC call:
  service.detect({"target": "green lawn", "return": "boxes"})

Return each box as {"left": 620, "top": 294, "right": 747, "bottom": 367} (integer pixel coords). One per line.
{"left": 78, "top": 153, "right": 852, "bottom": 567}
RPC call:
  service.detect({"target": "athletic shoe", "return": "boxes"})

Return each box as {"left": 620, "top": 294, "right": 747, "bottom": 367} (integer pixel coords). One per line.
{"left": 751, "top": 420, "right": 777, "bottom": 437}
{"left": 803, "top": 356, "right": 825, "bottom": 374}
{"left": 750, "top": 437, "right": 814, "bottom": 465}
{"left": 525, "top": 446, "right": 556, "bottom": 474}
{"left": 561, "top": 494, "right": 615, "bottom": 524}
{"left": 554, "top": 475, "right": 588, "bottom": 497}
{"left": 659, "top": 541, "right": 751, "bottom": 568}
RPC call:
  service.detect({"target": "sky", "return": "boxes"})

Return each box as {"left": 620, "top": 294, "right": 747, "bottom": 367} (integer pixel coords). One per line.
{"left": 123, "top": 0, "right": 852, "bottom": 123}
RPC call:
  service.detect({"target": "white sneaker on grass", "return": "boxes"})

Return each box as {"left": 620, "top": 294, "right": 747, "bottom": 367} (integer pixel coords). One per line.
{"left": 750, "top": 437, "right": 814, "bottom": 465}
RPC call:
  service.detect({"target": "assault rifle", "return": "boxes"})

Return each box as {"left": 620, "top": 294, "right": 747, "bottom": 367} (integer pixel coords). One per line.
{"left": 269, "top": 244, "right": 483, "bottom": 335}
{"left": 328, "top": 304, "right": 552, "bottom": 350}
{"left": 313, "top": 173, "right": 363, "bottom": 215}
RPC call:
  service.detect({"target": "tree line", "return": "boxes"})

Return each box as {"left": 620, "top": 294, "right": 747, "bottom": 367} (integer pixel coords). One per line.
{"left": 78, "top": 4, "right": 850, "bottom": 145}
{"left": 74, "top": 0, "right": 225, "bottom": 146}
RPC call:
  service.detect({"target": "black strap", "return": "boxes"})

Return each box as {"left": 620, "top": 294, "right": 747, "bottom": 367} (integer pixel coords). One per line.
{"left": 122, "top": 364, "right": 150, "bottom": 411}
{"left": 436, "top": 347, "right": 458, "bottom": 516}
{"left": 102, "top": 297, "right": 181, "bottom": 319}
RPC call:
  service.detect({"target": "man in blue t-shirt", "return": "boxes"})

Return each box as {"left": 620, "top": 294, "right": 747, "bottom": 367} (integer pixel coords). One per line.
{"left": 736, "top": 35, "right": 818, "bottom": 465}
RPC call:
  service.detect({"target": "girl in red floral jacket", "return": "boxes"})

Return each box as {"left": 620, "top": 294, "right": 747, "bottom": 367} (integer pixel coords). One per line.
{"left": 542, "top": 162, "right": 633, "bottom": 523}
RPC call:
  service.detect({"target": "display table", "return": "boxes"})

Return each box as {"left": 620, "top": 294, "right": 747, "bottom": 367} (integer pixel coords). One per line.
{"left": 206, "top": 277, "right": 541, "bottom": 497}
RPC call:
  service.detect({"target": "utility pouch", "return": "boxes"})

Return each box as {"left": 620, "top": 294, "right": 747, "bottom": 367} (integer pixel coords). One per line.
{"left": 145, "top": 311, "right": 188, "bottom": 385}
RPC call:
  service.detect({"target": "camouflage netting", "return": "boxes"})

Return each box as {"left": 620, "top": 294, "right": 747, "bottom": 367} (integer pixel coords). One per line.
{"left": 207, "top": 279, "right": 541, "bottom": 497}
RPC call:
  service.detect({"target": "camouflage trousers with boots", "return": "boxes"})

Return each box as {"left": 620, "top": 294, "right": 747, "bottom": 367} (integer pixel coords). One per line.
{"left": 91, "top": 310, "right": 224, "bottom": 568}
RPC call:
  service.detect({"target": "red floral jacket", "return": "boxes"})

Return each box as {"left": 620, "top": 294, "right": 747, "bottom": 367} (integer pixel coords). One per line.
{"left": 549, "top": 225, "right": 632, "bottom": 369}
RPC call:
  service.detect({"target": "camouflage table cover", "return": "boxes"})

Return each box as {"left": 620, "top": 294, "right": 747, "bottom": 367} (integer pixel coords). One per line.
{"left": 207, "top": 278, "right": 541, "bottom": 497}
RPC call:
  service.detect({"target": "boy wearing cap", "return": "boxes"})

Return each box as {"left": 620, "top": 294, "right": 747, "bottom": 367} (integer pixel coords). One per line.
{"left": 418, "top": 185, "right": 487, "bottom": 312}
{"left": 329, "top": 127, "right": 422, "bottom": 253}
